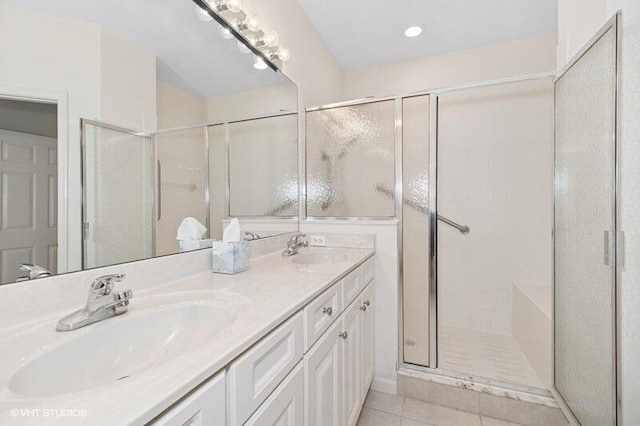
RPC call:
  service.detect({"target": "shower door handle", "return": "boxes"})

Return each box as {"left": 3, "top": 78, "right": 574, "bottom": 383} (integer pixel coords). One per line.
{"left": 604, "top": 230, "right": 625, "bottom": 267}
{"left": 157, "top": 160, "right": 162, "bottom": 221}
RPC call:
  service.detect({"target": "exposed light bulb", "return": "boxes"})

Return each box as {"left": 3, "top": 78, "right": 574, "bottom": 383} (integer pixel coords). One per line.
{"left": 244, "top": 14, "right": 261, "bottom": 32}
{"left": 261, "top": 30, "right": 279, "bottom": 47}
{"left": 237, "top": 41, "right": 251, "bottom": 54}
{"left": 253, "top": 56, "right": 268, "bottom": 70}
{"left": 209, "top": 0, "right": 242, "bottom": 13}
{"left": 404, "top": 25, "right": 424, "bottom": 38}
{"left": 226, "top": 0, "right": 242, "bottom": 13}
{"left": 279, "top": 48, "right": 291, "bottom": 62}
{"left": 218, "top": 25, "right": 233, "bottom": 39}
{"left": 195, "top": 5, "right": 213, "bottom": 21}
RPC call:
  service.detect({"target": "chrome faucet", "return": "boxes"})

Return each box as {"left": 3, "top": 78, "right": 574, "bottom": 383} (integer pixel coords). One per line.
{"left": 244, "top": 231, "right": 261, "bottom": 241}
{"left": 56, "top": 274, "right": 133, "bottom": 332}
{"left": 16, "top": 263, "right": 52, "bottom": 281}
{"left": 282, "top": 233, "right": 308, "bottom": 257}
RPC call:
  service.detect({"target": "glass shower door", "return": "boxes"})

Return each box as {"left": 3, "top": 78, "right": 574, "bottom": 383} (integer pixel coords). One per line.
{"left": 554, "top": 20, "right": 618, "bottom": 425}
{"left": 82, "top": 121, "right": 154, "bottom": 268}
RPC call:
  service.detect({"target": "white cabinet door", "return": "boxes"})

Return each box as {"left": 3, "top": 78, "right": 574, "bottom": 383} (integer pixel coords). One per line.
{"left": 245, "top": 362, "right": 304, "bottom": 426}
{"left": 228, "top": 312, "right": 303, "bottom": 425}
{"left": 304, "top": 320, "right": 342, "bottom": 426}
{"left": 151, "top": 370, "right": 225, "bottom": 426}
{"left": 341, "top": 297, "right": 362, "bottom": 426}
{"left": 361, "top": 282, "right": 375, "bottom": 398}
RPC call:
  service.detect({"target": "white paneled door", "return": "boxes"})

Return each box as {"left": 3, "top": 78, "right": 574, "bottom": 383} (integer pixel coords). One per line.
{"left": 0, "top": 129, "right": 57, "bottom": 283}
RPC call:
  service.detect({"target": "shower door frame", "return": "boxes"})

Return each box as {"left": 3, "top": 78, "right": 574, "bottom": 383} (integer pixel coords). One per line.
{"left": 399, "top": 72, "right": 557, "bottom": 397}
{"left": 550, "top": 12, "right": 622, "bottom": 426}
{"left": 80, "top": 118, "right": 156, "bottom": 268}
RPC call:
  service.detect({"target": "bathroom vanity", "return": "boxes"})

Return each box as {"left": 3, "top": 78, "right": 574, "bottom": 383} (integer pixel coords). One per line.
{"left": 0, "top": 246, "right": 375, "bottom": 425}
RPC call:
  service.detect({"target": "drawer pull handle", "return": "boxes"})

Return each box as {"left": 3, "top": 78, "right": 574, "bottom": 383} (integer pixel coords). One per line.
{"left": 339, "top": 331, "right": 348, "bottom": 339}
{"left": 322, "top": 306, "right": 333, "bottom": 316}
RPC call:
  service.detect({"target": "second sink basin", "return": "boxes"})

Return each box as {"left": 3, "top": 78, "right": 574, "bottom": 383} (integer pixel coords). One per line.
{"left": 9, "top": 300, "right": 239, "bottom": 397}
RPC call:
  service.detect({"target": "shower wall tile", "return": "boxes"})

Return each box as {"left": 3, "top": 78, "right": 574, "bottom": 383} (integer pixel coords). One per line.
{"left": 437, "top": 79, "right": 554, "bottom": 338}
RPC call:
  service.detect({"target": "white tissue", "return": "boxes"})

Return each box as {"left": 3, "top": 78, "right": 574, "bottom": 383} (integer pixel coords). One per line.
{"left": 176, "top": 217, "right": 207, "bottom": 241}
{"left": 223, "top": 218, "right": 241, "bottom": 243}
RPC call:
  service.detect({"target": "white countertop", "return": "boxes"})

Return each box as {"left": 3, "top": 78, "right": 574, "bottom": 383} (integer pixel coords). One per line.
{"left": 0, "top": 247, "right": 374, "bottom": 425}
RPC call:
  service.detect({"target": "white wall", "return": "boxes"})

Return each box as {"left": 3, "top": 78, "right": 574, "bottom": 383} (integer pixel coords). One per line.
{"left": 0, "top": 5, "right": 101, "bottom": 272}
{"left": 206, "top": 84, "right": 297, "bottom": 123}
{"left": 100, "top": 30, "right": 157, "bottom": 131}
{"left": 343, "top": 34, "right": 557, "bottom": 100}
{"left": 239, "top": 0, "right": 344, "bottom": 106}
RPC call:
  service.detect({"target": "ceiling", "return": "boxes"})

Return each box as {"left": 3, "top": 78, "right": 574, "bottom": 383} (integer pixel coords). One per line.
{"left": 0, "top": 0, "right": 289, "bottom": 98}
{"left": 296, "top": 0, "right": 558, "bottom": 70}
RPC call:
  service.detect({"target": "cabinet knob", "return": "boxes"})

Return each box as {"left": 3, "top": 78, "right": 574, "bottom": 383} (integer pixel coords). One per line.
{"left": 360, "top": 305, "right": 367, "bottom": 312}
{"left": 339, "top": 331, "right": 348, "bottom": 339}
{"left": 364, "top": 300, "right": 371, "bottom": 306}
{"left": 322, "top": 306, "right": 333, "bottom": 316}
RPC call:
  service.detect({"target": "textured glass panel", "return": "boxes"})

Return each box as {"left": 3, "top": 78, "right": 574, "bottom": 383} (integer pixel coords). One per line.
{"left": 155, "top": 128, "right": 207, "bottom": 255}
{"left": 437, "top": 80, "right": 554, "bottom": 388}
{"left": 228, "top": 114, "right": 298, "bottom": 218}
{"left": 306, "top": 101, "right": 395, "bottom": 217}
{"left": 402, "top": 95, "right": 430, "bottom": 366}
{"left": 554, "top": 28, "right": 616, "bottom": 426}
{"left": 83, "top": 124, "right": 153, "bottom": 268}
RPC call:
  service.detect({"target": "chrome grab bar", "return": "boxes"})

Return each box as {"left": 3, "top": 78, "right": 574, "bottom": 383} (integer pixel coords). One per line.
{"left": 437, "top": 215, "right": 470, "bottom": 234}
{"left": 375, "top": 183, "right": 470, "bottom": 235}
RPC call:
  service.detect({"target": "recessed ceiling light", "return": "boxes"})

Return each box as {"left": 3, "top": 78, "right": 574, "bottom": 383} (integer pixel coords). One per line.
{"left": 404, "top": 25, "right": 423, "bottom": 38}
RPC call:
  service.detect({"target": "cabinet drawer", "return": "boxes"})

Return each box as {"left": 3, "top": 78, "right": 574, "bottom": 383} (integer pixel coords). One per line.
{"left": 341, "top": 268, "right": 362, "bottom": 308}
{"left": 304, "top": 282, "right": 342, "bottom": 352}
{"left": 245, "top": 362, "right": 304, "bottom": 426}
{"left": 151, "top": 370, "right": 225, "bottom": 426}
{"left": 361, "top": 257, "right": 375, "bottom": 285}
{"left": 229, "top": 312, "right": 304, "bottom": 425}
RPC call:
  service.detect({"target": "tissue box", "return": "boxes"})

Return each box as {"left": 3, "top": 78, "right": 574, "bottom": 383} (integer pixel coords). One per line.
{"left": 211, "top": 241, "right": 249, "bottom": 274}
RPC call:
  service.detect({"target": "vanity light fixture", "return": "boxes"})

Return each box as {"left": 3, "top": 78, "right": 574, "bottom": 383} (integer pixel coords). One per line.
{"left": 266, "top": 47, "right": 291, "bottom": 63}
{"left": 404, "top": 25, "right": 424, "bottom": 38}
{"left": 237, "top": 41, "right": 251, "bottom": 54}
{"left": 198, "top": 0, "right": 290, "bottom": 69}
{"left": 233, "top": 14, "right": 261, "bottom": 33}
{"left": 207, "top": 0, "right": 242, "bottom": 13}
{"left": 218, "top": 25, "right": 234, "bottom": 39}
{"left": 253, "top": 56, "right": 268, "bottom": 70}
{"left": 195, "top": 5, "right": 213, "bottom": 21}
{"left": 255, "top": 30, "right": 279, "bottom": 48}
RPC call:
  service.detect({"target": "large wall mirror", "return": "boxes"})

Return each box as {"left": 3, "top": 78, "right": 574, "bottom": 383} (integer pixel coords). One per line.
{"left": 0, "top": 0, "right": 299, "bottom": 284}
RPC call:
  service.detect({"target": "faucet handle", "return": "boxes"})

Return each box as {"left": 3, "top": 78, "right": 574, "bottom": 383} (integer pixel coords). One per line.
{"left": 90, "top": 274, "right": 126, "bottom": 296}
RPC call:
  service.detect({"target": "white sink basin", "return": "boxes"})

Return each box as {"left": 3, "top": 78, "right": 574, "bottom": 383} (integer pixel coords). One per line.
{"left": 9, "top": 301, "right": 237, "bottom": 397}
{"left": 290, "top": 251, "right": 349, "bottom": 265}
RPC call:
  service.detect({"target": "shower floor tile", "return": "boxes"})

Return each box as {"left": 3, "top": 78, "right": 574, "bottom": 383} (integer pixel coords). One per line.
{"left": 438, "top": 326, "right": 543, "bottom": 389}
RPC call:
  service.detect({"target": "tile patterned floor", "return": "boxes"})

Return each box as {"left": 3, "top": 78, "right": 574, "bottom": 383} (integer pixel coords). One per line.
{"left": 357, "top": 390, "right": 524, "bottom": 426}
{"left": 438, "top": 326, "right": 543, "bottom": 388}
